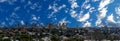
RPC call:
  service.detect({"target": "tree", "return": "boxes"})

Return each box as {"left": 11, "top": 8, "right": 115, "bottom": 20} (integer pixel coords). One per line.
{"left": 51, "top": 34, "right": 60, "bottom": 41}
{"left": 0, "top": 34, "right": 3, "bottom": 41}
{"left": 20, "top": 34, "right": 33, "bottom": 41}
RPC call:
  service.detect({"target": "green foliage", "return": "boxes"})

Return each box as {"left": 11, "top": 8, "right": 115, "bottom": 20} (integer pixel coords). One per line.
{"left": 67, "top": 37, "right": 84, "bottom": 41}
{"left": 19, "top": 34, "right": 32, "bottom": 41}
{"left": 51, "top": 34, "right": 60, "bottom": 41}
{"left": 0, "top": 35, "right": 3, "bottom": 41}
{"left": 3, "top": 39, "right": 11, "bottom": 41}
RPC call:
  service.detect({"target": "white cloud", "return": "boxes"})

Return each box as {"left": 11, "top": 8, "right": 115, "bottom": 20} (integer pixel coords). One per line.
{"left": 92, "top": 0, "right": 99, "bottom": 2}
{"left": 32, "top": 16, "right": 38, "bottom": 20}
{"left": 80, "top": 0, "right": 90, "bottom": 10}
{"left": 98, "top": 8, "right": 107, "bottom": 19}
{"left": 98, "top": 0, "right": 113, "bottom": 10}
{"left": 9, "top": 19, "right": 15, "bottom": 26}
{"left": 58, "top": 4, "right": 66, "bottom": 10}
{"left": 68, "top": 0, "right": 76, "bottom": 2}
{"left": 83, "top": 21, "right": 91, "bottom": 27}
{"left": 48, "top": 4, "right": 66, "bottom": 18}
{"left": 28, "top": 1, "right": 32, "bottom": 5}
{"left": 0, "top": 0, "right": 6, "bottom": 3}
{"left": 32, "top": 15, "right": 40, "bottom": 21}
{"left": 65, "top": 8, "right": 69, "bottom": 13}
{"left": 115, "top": 6, "right": 120, "bottom": 16}
{"left": 11, "top": 12, "right": 19, "bottom": 18}
{"left": 52, "top": 18, "right": 57, "bottom": 21}
{"left": 85, "top": 4, "right": 91, "bottom": 9}
{"left": 89, "top": 7, "right": 95, "bottom": 13}
{"left": 95, "top": 8, "right": 107, "bottom": 26}
{"left": 77, "top": 12, "right": 90, "bottom": 22}
{"left": 48, "top": 5, "right": 52, "bottom": 10}
{"left": 20, "top": 20, "right": 25, "bottom": 25}
{"left": 95, "top": 0, "right": 114, "bottom": 27}
{"left": 116, "top": 16, "right": 119, "bottom": 19}
{"left": 71, "top": 1, "right": 79, "bottom": 9}
{"left": 85, "top": 0, "right": 89, "bottom": 3}
{"left": 107, "top": 14, "right": 116, "bottom": 23}
{"left": 14, "top": 6, "right": 20, "bottom": 11}
{"left": 70, "top": 10, "right": 77, "bottom": 18}
{"left": 0, "top": 0, "right": 17, "bottom": 5}
{"left": 30, "top": 3, "right": 39, "bottom": 10}
{"left": 68, "top": 0, "right": 92, "bottom": 23}
{"left": 0, "top": 22, "right": 6, "bottom": 27}
{"left": 7, "top": 0, "right": 17, "bottom": 5}
{"left": 95, "top": 19, "right": 102, "bottom": 26}
{"left": 59, "top": 18, "right": 70, "bottom": 25}
{"left": 68, "top": 0, "right": 79, "bottom": 9}
{"left": 115, "top": 6, "right": 120, "bottom": 26}
{"left": 54, "top": 18, "right": 57, "bottom": 21}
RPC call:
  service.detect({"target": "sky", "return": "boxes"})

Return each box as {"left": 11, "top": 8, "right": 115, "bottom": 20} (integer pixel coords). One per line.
{"left": 0, "top": 0, "right": 120, "bottom": 27}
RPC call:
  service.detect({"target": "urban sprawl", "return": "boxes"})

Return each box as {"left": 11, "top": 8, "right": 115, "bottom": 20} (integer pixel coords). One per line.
{"left": 0, "top": 23, "right": 120, "bottom": 41}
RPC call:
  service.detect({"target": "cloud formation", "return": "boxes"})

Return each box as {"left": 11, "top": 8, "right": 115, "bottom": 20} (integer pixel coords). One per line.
{"left": 96, "top": 0, "right": 114, "bottom": 27}
{"left": 107, "top": 14, "right": 116, "bottom": 23}
{"left": 77, "top": 12, "right": 90, "bottom": 22}
{"left": 83, "top": 21, "right": 91, "bottom": 27}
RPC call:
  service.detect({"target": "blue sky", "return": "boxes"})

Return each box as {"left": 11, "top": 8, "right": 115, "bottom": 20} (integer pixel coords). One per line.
{"left": 0, "top": 0, "right": 120, "bottom": 27}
